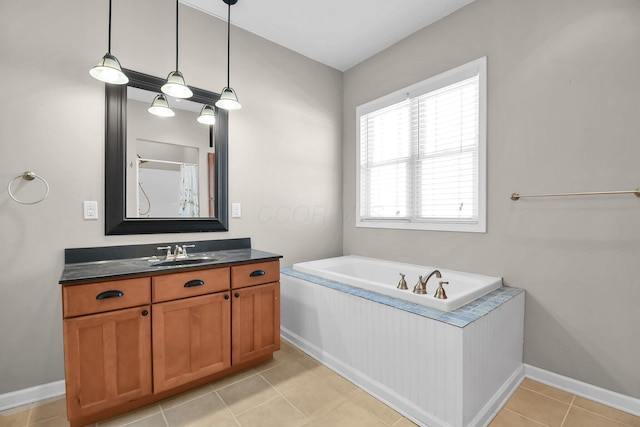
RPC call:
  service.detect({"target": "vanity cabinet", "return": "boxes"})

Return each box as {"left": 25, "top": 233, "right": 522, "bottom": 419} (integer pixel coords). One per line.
{"left": 62, "top": 278, "right": 152, "bottom": 421}
{"left": 231, "top": 261, "right": 281, "bottom": 364}
{"left": 151, "top": 267, "right": 232, "bottom": 392}
{"left": 61, "top": 259, "right": 280, "bottom": 427}
{"left": 232, "top": 282, "right": 280, "bottom": 364}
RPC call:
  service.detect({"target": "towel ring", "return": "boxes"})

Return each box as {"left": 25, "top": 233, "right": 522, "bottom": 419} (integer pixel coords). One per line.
{"left": 7, "top": 171, "right": 50, "bottom": 205}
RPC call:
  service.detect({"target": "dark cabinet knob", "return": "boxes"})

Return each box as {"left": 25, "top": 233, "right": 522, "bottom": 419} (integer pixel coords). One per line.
{"left": 224, "top": 294, "right": 230, "bottom": 300}
{"left": 234, "top": 293, "right": 240, "bottom": 298}
{"left": 141, "top": 310, "right": 149, "bottom": 316}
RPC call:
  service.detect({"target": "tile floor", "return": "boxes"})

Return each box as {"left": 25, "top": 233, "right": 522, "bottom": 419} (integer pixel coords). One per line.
{"left": 1, "top": 340, "right": 639, "bottom": 427}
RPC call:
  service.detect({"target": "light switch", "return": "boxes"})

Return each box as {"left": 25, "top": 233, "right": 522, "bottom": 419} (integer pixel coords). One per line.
{"left": 83, "top": 201, "right": 98, "bottom": 220}
{"left": 231, "top": 203, "right": 241, "bottom": 218}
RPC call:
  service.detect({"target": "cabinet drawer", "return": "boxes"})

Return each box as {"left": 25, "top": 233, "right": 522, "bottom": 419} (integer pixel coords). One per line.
{"left": 152, "top": 267, "right": 230, "bottom": 302}
{"left": 231, "top": 260, "right": 280, "bottom": 289}
{"left": 63, "top": 277, "right": 151, "bottom": 318}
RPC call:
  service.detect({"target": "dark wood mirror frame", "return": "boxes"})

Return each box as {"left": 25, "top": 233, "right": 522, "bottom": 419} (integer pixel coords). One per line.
{"left": 105, "top": 69, "right": 229, "bottom": 235}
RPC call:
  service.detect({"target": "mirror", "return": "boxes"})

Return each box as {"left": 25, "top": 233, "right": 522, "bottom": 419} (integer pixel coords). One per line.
{"left": 105, "top": 69, "right": 228, "bottom": 234}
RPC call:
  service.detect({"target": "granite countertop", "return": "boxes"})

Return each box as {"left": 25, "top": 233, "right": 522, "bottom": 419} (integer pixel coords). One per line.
{"left": 60, "top": 238, "right": 282, "bottom": 284}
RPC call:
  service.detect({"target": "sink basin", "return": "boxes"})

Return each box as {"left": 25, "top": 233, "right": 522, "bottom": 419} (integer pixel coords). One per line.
{"left": 151, "top": 256, "right": 218, "bottom": 267}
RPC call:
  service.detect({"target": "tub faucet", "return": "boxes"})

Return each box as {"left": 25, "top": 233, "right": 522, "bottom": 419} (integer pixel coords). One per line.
{"left": 397, "top": 273, "right": 408, "bottom": 290}
{"left": 434, "top": 281, "right": 449, "bottom": 299}
{"left": 413, "top": 270, "right": 441, "bottom": 294}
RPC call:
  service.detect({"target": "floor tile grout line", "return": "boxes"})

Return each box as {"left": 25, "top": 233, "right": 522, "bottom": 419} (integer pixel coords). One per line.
{"left": 520, "top": 384, "right": 577, "bottom": 406}
{"left": 158, "top": 388, "right": 216, "bottom": 413}
{"left": 159, "top": 405, "right": 170, "bottom": 427}
{"left": 212, "top": 389, "right": 241, "bottom": 426}
{"left": 259, "top": 364, "right": 357, "bottom": 424}
{"left": 567, "top": 401, "right": 636, "bottom": 426}
{"left": 257, "top": 370, "right": 310, "bottom": 421}
{"left": 502, "top": 407, "right": 549, "bottom": 426}
{"left": 263, "top": 366, "right": 399, "bottom": 427}
{"left": 278, "top": 391, "right": 312, "bottom": 422}
{"left": 212, "top": 371, "right": 261, "bottom": 393}
{"left": 560, "top": 395, "right": 575, "bottom": 426}
{"left": 106, "top": 409, "right": 165, "bottom": 427}
{"left": 522, "top": 383, "right": 639, "bottom": 426}
{"left": 25, "top": 406, "right": 32, "bottom": 426}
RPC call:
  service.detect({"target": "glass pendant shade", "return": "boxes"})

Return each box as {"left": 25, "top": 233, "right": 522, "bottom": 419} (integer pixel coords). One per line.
{"left": 161, "top": 70, "right": 193, "bottom": 99}
{"left": 217, "top": 0, "right": 241, "bottom": 111}
{"left": 197, "top": 105, "right": 216, "bottom": 125}
{"left": 90, "top": 53, "right": 129, "bottom": 85}
{"left": 215, "top": 87, "right": 241, "bottom": 110}
{"left": 91, "top": 0, "right": 127, "bottom": 85}
{"left": 148, "top": 94, "right": 175, "bottom": 117}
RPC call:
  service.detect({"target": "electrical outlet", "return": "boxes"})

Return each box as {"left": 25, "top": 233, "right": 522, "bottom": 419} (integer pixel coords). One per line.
{"left": 231, "top": 203, "right": 241, "bottom": 218}
{"left": 83, "top": 201, "right": 98, "bottom": 220}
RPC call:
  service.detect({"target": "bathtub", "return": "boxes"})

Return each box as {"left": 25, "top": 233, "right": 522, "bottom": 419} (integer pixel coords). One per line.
{"left": 292, "top": 255, "right": 502, "bottom": 312}
{"left": 281, "top": 256, "right": 525, "bottom": 427}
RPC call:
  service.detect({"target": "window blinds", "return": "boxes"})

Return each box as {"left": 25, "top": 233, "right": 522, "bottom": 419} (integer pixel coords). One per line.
{"left": 359, "top": 74, "right": 480, "bottom": 224}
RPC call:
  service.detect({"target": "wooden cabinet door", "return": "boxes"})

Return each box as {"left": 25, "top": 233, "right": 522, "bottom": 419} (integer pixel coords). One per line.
{"left": 153, "top": 292, "right": 231, "bottom": 393}
{"left": 232, "top": 282, "right": 280, "bottom": 365}
{"left": 63, "top": 305, "right": 152, "bottom": 419}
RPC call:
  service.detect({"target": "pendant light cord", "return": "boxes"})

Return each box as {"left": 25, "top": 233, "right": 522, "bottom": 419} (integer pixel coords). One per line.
{"left": 226, "top": 1, "right": 231, "bottom": 87}
{"left": 107, "top": 0, "right": 112, "bottom": 53}
{"left": 175, "top": 0, "right": 179, "bottom": 71}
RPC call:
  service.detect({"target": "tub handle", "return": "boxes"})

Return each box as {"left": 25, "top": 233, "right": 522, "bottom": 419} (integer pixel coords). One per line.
{"left": 250, "top": 270, "right": 266, "bottom": 277}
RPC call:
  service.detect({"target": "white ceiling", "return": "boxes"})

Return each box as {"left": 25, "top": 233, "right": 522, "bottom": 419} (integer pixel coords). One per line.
{"left": 182, "top": 0, "right": 475, "bottom": 71}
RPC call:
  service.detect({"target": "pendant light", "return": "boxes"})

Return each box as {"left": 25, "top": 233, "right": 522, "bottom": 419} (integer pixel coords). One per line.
{"left": 90, "top": 0, "right": 129, "bottom": 85}
{"left": 148, "top": 94, "right": 175, "bottom": 117}
{"left": 161, "top": 0, "right": 193, "bottom": 99}
{"left": 197, "top": 105, "right": 216, "bottom": 125}
{"left": 215, "top": 0, "right": 241, "bottom": 110}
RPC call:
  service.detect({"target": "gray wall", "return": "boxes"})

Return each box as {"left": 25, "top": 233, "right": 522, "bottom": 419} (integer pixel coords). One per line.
{"left": 2, "top": 0, "right": 638, "bottom": 402}
{"left": 0, "top": 0, "right": 342, "bottom": 393}
{"left": 343, "top": 0, "right": 640, "bottom": 398}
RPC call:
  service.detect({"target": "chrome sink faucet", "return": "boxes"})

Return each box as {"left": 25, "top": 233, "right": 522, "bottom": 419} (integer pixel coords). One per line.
{"left": 413, "top": 269, "right": 442, "bottom": 294}
{"left": 156, "top": 244, "right": 196, "bottom": 260}
{"left": 177, "top": 244, "right": 195, "bottom": 258}
{"left": 157, "top": 246, "right": 172, "bottom": 260}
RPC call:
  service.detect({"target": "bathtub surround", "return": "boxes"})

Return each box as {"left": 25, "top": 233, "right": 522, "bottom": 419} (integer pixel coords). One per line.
{"left": 282, "top": 267, "right": 521, "bottom": 326}
{"left": 343, "top": 0, "right": 640, "bottom": 400}
{"left": 281, "top": 269, "right": 525, "bottom": 427}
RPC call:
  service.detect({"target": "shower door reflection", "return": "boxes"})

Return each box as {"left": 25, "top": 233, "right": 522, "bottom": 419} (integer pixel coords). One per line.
{"left": 136, "top": 149, "right": 200, "bottom": 218}
{"left": 125, "top": 87, "right": 215, "bottom": 218}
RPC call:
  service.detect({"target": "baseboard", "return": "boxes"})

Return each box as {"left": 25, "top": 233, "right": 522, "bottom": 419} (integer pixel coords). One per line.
{"left": 4, "top": 359, "right": 638, "bottom": 421}
{"left": 473, "top": 365, "right": 524, "bottom": 427}
{"left": 524, "top": 364, "right": 640, "bottom": 417}
{"left": 0, "top": 380, "right": 65, "bottom": 412}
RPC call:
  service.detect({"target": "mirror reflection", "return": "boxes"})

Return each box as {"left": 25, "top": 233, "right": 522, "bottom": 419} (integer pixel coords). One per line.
{"left": 125, "top": 87, "right": 215, "bottom": 218}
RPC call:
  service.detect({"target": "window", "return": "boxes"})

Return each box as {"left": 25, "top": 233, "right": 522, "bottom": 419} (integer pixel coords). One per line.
{"left": 356, "top": 57, "right": 487, "bottom": 233}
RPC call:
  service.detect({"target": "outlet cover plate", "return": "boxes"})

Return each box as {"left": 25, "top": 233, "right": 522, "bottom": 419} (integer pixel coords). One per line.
{"left": 83, "top": 201, "right": 98, "bottom": 220}
{"left": 231, "top": 203, "right": 241, "bottom": 218}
